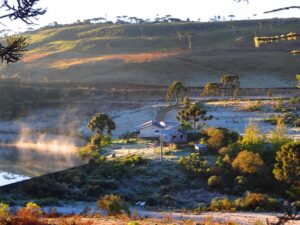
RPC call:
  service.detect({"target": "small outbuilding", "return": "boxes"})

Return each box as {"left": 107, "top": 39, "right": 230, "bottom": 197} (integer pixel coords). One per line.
{"left": 161, "top": 129, "right": 187, "bottom": 144}
{"left": 194, "top": 144, "right": 208, "bottom": 154}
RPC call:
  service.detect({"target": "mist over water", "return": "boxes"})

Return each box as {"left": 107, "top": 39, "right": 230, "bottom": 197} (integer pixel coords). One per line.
{"left": 0, "top": 124, "right": 85, "bottom": 186}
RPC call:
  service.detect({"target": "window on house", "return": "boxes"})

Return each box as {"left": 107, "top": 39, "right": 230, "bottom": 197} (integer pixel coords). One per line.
{"left": 172, "top": 135, "right": 176, "bottom": 139}
{"left": 155, "top": 130, "right": 159, "bottom": 133}
{"left": 180, "top": 135, "right": 183, "bottom": 138}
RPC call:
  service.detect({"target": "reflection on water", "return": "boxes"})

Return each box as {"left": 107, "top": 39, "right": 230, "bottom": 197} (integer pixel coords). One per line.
{"left": 0, "top": 170, "right": 29, "bottom": 186}
{"left": 0, "top": 133, "right": 85, "bottom": 186}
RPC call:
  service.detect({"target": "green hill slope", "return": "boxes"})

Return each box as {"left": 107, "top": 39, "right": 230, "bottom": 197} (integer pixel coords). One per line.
{"left": 1, "top": 19, "right": 300, "bottom": 87}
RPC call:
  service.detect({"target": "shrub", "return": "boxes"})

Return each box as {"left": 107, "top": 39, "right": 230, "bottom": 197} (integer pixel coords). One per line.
{"left": 179, "top": 153, "right": 210, "bottom": 178}
{"left": 273, "top": 142, "right": 300, "bottom": 187}
{"left": 17, "top": 202, "right": 43, "bottom": 219}
{"left": 206, "top": 128, "right": 225, "bottom": 151}
{"left": 210, "top": 197, "right": 234, "bottom": 211}
{"left": 208, "top": 176, "right": 222, "bottom": 188}
{"left": 234, "top": 176, "right": 247, "bottom": 186}
{"left": 238, "top": 122, "right": 265, "bottom": 152}
{"left": 0, "top": 203, "right": 9, "bottom": 218}
{"left": 232, "top": 151, "right": 264, "bottom": 174}
{"left": 0, "top": 203, "right": 10, "bottom": 223}
{"left": 234, "top": 192, "right": 280, "bottom": 211}
{"left": 128, "top": 222, "right": 141, "bottom": 225}
{"left": 269, "top": 119, "right": 291, "bottom": 151}
{"left": 118, "top": 154, "right": 148, "bottom": 167}
{"left": 97, "top": 195, "right": 130, "bottom": 216}
{"left": 204, "top": 128, "right": 239, "bottom": 153}
{"left": 239, "top": 101, "right": 263, "bottom": 112}
{"left": 219, "top": 147, "right": 231, "bottom": 156}
{"left": 79, "top": 143, "right": 100, "bottom": 160}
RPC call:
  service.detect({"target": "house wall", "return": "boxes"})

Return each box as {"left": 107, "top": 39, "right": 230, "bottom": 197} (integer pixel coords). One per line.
{"left": 139, "top": 126, "right": 161, "bottom": 138}
{"left": 162, "top": 131, "right": 187, "bottom": 143}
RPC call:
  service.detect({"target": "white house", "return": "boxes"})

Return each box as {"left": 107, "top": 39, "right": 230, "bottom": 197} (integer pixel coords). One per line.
{"left": 138, "top": 120, "right": 164, "bottom": 139}
{"left": 138, "top": 120, "right": 187, "bottom": 143}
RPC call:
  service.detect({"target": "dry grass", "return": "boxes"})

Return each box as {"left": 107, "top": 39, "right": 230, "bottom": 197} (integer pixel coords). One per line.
{"left": 49, "top": 50, "right": 184, "bottom": 69}
{"left": 46, "top": 216, "right": 241, "bottom": 225}
{"left": 3, "top": 20, "right": 300, "bottom": 86}
{"left": 22, "top": 51, "right": 60, "bottom": 62}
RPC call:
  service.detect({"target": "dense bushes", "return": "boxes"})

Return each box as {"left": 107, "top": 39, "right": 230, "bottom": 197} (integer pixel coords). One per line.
{"left": 119, "top": 154, "right": 149, "bottom": 167}
{"left": 273, "top": 142, "right": 300, "bottom": 199}
{"left": 238, "top": 122, "right": 265, "bottom": 152}
{"left": 209, "top": 192, "right": 280, "bottom": 212}
{"left": 232, "top": 151, "right": 264, "bottom": 174}
{"left": 237, "top": 192, "right": 280, "bottom": 211}
{"left": 203, "top": 128, "right": 239, "bottom": 152}
{"left": 179, "top": 153, "right": 210, "bottom": 178}
{"left": 210, "top": 197, "right": 233, "bottom": 211}
{"left": 0, "top": 203, "right": 10, "bottom": 224}
{"left": 97, "top": 195, "right": 130, "bottom": 216}
{"left": 180, "top": 122, "right": 294, "bottom": 198}
{"left": 207, "top": 176, "right": 222, "bottom": 188}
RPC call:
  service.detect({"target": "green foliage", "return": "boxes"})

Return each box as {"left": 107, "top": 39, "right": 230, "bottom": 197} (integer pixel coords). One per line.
{"left": 128, "top": 222, "right": 141, "bottom": 225}
{"left": 166, "top": 80, "right": 186, "bottom": 104}
{"left": 79, "top": 142, "right": 101, "bottom": 160}
{"left": 232, "top": 150, "right": 264, "bottom": 174}
{"left": 268, "top": 119, "right": 291, "bottom": 151}
{"left": 238, "top": 122, "right": 265, "bottom": 152}
{"left": 265, "top": 113, "right": 300, "bottom": 128}
{"left": 80, "top": 134, "right": 112, "bottom": 160}
{"left": 208, "top": 175, "right": 222, "bottom": 188}
{"left": 206, "top": 128, "right": 225, "bottom": 152}
{"left": 219, "top": 147, "right": 232, "bottom": 156}
{"left": 235, "top": 176, "right": 247, "bottom": 186}
{"left": 25, "top": 202, "right": 43, "bottom": 215}
{"left": 210, "top": 197, "right": 234, "bottom": 211}
{"left": 97, "top": 195, "right": 130, "bottom": 216}
{"left": 296, "top": 74, "right": 300, "bottom": 88}
{"left": 234, "top": 192, "right": 280, "bottom": 211}
{"left": 179, "top": 153, "right": 210, "bottom": 178}
{"left": 182, "top": 96, "right": 191, "bottom": 109}
{"left": 88, "top": 113, "right": 116, "bottom": 135}
{"left": 81, "top": 113, "right": 115, "bottom": 159}
{"left": 202, "top": 82, "right": 222, "bottom": 98}
{"left": 205, "top": 128, "right": 239, "bottom": 152}
{"left": 177, "top": 102, "right": 211, "bottom": 130}
{"left": 178, "top": 120, "right": 193, "bottom": 131}
{"left": 221, "top": 74, "right": 240, "bottom": 89}
{"left": 273, "top": 142, "right": 300, "bottom": 186}
{"left": 0, "top": 203, "right": 9, "bottom": 221}
{"left": 17, "top": 202, "right": 43, "bottom": 220}
{"left": 118, "top": 154, "right": 149, "bottom": 167}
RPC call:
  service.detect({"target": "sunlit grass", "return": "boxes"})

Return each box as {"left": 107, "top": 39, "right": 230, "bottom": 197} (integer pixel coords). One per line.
{"left": 50, "top": 50, "right": 184, "bottom": 69}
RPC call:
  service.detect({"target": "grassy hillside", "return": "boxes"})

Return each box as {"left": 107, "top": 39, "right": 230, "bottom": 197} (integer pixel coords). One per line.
{"left": 1, "top": 18, "right": 300, "bottom": 87}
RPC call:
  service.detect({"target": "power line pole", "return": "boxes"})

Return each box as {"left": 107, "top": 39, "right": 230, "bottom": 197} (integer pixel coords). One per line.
{"left": 160, "top": 133, "right": 163, "bottom": 160}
